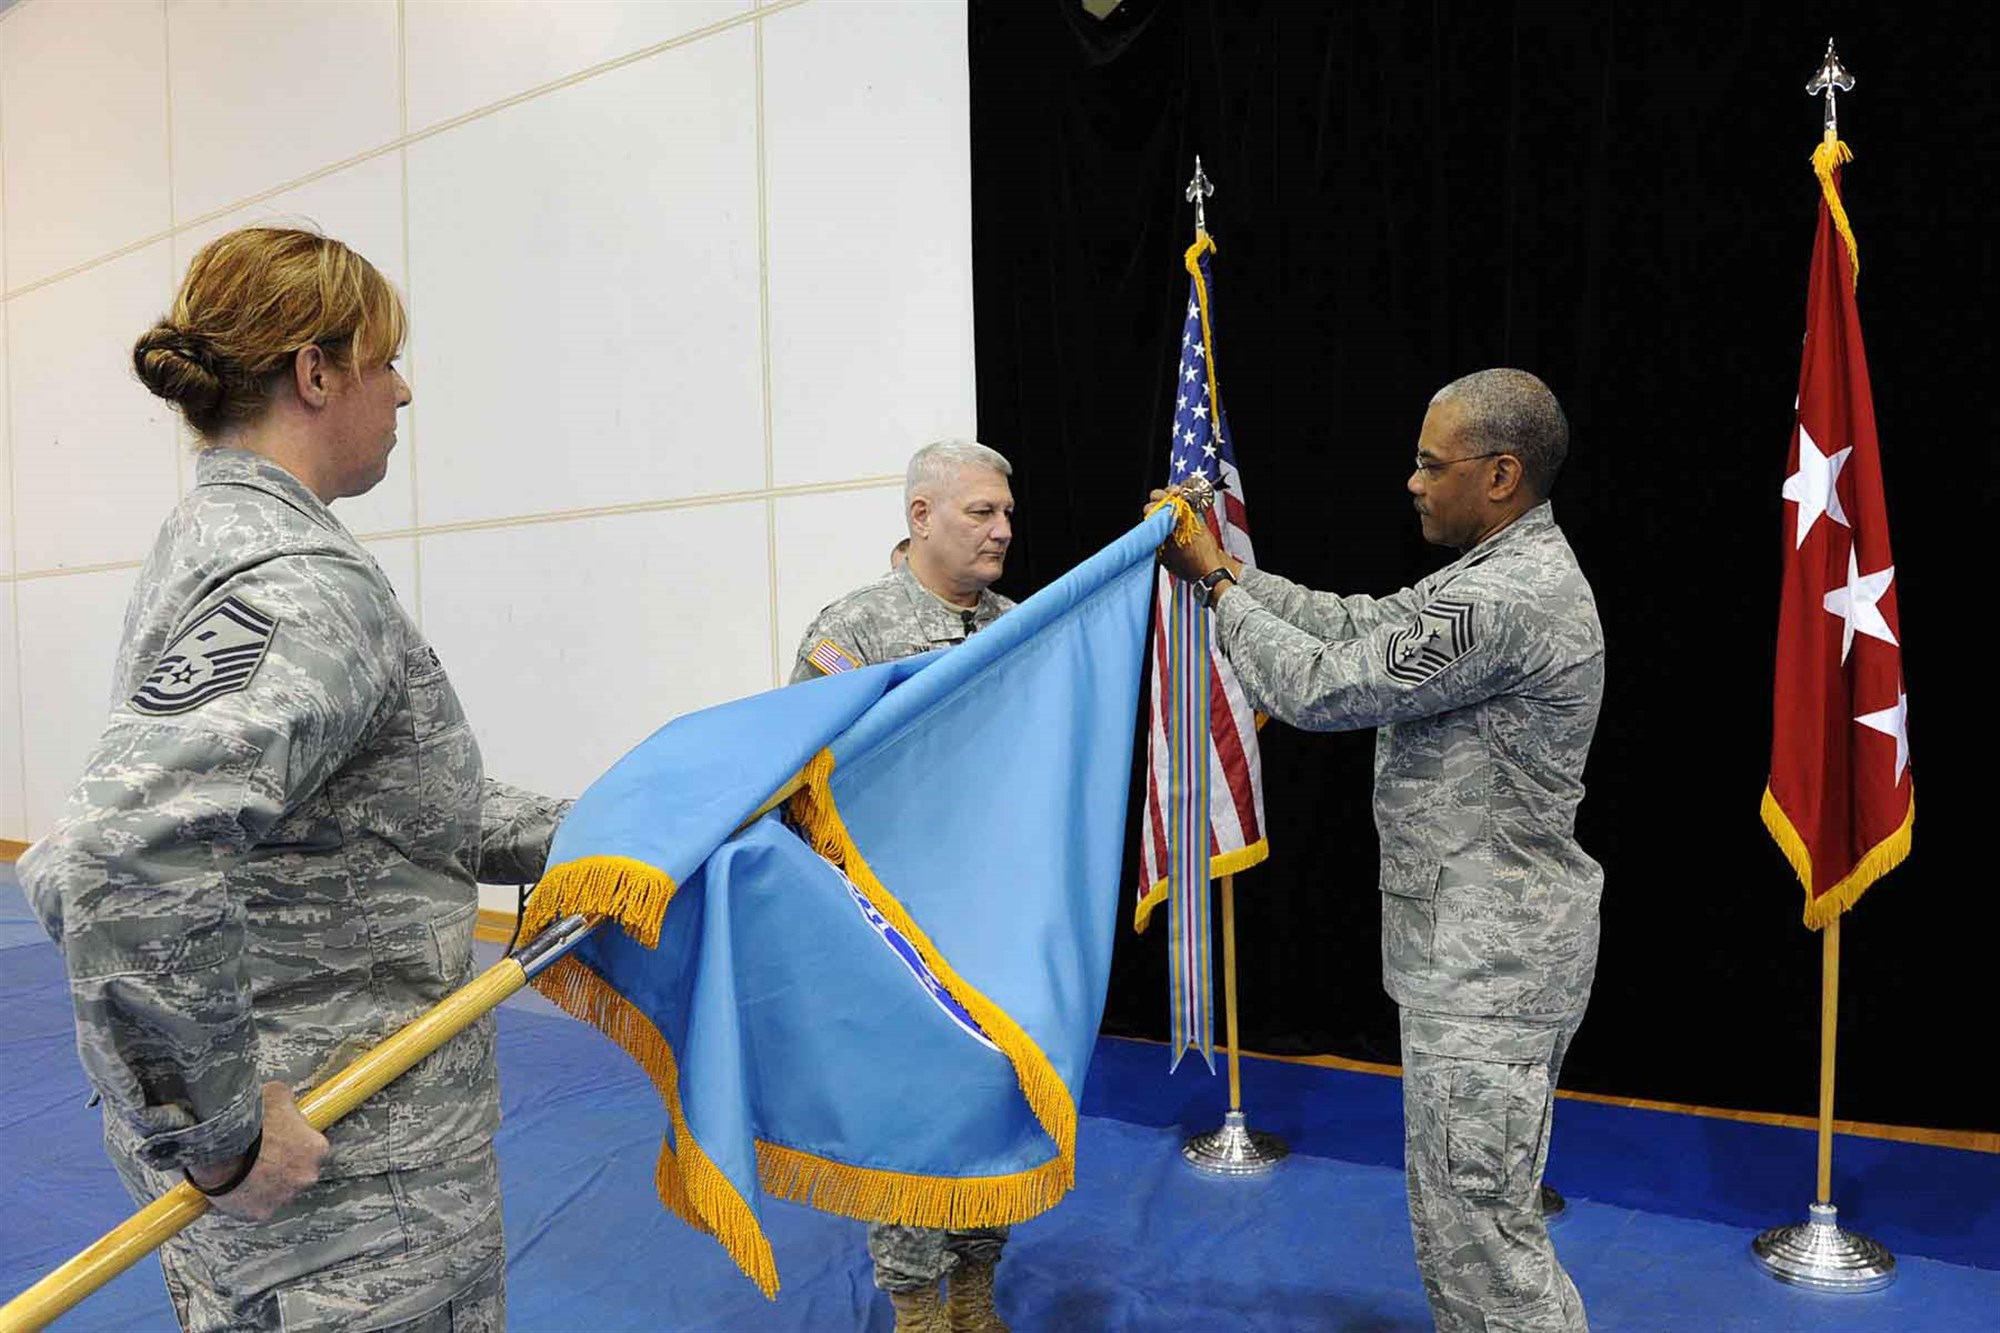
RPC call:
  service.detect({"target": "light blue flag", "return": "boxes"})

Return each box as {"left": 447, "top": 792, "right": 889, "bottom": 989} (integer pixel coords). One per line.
{"left": 521, "top": 507, "right": 1183, "bottom": 1295}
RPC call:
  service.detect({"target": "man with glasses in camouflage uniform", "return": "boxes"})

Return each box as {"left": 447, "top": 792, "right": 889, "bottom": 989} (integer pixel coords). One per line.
{"left": 1158, "top": 369, "right": 1604, "bottom": 1333}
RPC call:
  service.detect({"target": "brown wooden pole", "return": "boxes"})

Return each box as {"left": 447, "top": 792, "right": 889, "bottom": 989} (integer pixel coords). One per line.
{"left": 1816, "top": 915, "right": 1840, "bottom": 1205}
{"left": 2, "top": 758, "right": 810, "bottom": 1333}
{"left": 1221, "top": 874, "right": 1243, "bottom": 1112}
{"left": 0, "top": 957, "right": 532, "bottom": 1333}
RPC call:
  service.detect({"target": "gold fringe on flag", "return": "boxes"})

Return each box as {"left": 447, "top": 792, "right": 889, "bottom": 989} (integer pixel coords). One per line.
{"left": 754, "top": 1141, "right": 1071, "bottom": 1230}
{"left": 520, "top": 854, "right": 678, "bottom": 947}
{"left": 531, "top": 954, "right": 781, "bottom": 1297}
{"left": 1812, "top": 133, "right": 1860, "bottom": 290}
{"left": 1145, "top": 490, "right": 1206, "bottom": 547}
{"left": 1761, "top": 786, "right": 1915, "bottom": 931}
{"left": 786, "top": 747, "right": 1082, "bottom": 1179}
{"left": 519, "top": 749, "right": 1089, "bottom": 1295}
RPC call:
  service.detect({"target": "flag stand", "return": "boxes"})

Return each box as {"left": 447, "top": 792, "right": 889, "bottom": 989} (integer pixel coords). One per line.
{"left": 1750, "top": 40, "right": 1896, "bottom": 1295}
{"left": 1750, "top": 918, "right": 1895, "bottom": 1291}
{"left": 1182, "top": 875, "right": 1288, "bottom": 1175}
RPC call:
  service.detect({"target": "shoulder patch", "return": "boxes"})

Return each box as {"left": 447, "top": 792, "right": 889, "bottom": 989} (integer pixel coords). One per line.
{"left": 130, "top": 596, "right": 279, "bottom": 716}
{"left": 806, "top": 638, "right": 859, "bottom": 676}
{"left": 1384, "top": 598, "right": 1477, "bottom": 686}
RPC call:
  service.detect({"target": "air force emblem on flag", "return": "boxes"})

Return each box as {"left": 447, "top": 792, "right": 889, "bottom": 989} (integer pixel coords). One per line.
{"left": 131, "top": 596, "right": 278, "bottom": 716}
{"left": 831, "top": 863, "right": 999, "bottom": 1052}
{"left": 1385, "top": 598, "right": 1477, "bottom": 686}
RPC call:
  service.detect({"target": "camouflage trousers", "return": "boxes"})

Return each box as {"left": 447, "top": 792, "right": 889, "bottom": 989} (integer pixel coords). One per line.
{"left": 866, "top": 1223, "right": 1010, "bottom": 1293}
{"left": 1400, "top": 1009, "right": 1588, "bottom": 1333}
{"left": 126, "top": 1142, "right": 506, "bottom": 1333}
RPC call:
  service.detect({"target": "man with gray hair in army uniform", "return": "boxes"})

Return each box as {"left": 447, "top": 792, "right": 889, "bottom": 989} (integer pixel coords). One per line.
{"left": 1159, "top": 368, "right": 1603, "bottom": 1332}
{"left": 790, "top": 439, "right": 1017, "bottom": 1333}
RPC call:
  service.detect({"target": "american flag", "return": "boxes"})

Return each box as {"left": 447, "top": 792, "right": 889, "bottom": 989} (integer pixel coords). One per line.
{"left": 1138, "top": 236, "right": 1268, "bottom": 1063}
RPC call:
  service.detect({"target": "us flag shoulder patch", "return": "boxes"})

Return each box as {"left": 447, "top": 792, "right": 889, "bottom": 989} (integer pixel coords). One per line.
{"left": 807, "top": 638, "right": 858, "bottom": 676}
{"left": 1385, "top": 598, "right": 1477, "bottom": 686}
{"left": 130, "top": 596, "right": 279, "bottom": 716}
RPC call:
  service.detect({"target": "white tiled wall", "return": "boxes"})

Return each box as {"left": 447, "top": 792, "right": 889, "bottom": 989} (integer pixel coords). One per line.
{"left": 6, "top": 242, "right": 180, "bottom": 572}
{"left": 0, "top": 589, "right": 21, "bottom": 839}
{"left": 12, "top": 565, "right": 136, "bottom": 834}
{"left": 763, "top": 1, "right": 974, "bottom": 488}
{"left": 0, "top": 0, "right": 977, "bottom": 885}
{"left": 0, "top": 0, "right": 172, "bottom": 289}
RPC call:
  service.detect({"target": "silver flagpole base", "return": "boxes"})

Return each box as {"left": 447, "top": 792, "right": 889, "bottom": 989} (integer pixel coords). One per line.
{"left": 1752, "top": 1202, "right": 1896, "bottom": 1292}
{"left": 1182, "top": 1109, "right": 1288, "bottom": 1176}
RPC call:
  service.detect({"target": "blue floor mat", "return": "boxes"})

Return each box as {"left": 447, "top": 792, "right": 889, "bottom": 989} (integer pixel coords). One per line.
{"left": 4, "top": 868, "right": 1996, "bottom": 1331}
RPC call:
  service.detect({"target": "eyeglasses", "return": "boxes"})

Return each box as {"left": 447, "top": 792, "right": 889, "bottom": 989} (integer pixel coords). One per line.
{"left": 1411, "top": 451, "right": 1506, "bottom": 475}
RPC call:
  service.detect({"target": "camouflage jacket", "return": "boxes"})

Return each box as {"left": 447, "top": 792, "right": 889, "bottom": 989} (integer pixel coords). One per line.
{"left": 1216, "top": 503, "right": 1605, "bottom": 1018}
{"left": 20, "top": 449, "right": 569, "bottom": 1180}
{"left": 789, "top": 563, "right": 1013, "bottom": 680}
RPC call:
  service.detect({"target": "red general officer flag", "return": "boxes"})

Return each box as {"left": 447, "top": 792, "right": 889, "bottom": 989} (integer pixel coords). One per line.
{"left": 1763, "top": 135, "right": 1913, "bottom": 929}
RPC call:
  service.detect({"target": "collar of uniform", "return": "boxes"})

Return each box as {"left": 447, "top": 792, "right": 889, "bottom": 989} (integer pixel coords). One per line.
{"left": 1454, "top": 500, "right": 1556, "bottom": 569}
{"left": 194, "top": 448, "right": 348, "bottom": 536}
{"left": 894, "top": 563, "right": 998, "bottom": 642}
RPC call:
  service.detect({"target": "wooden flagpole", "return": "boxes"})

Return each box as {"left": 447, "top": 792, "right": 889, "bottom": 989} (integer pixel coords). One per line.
{"left": 0, "top": 946, "right": 559, "bottom": 1333}
{"left": 0, "top": 758, "right": 831, "bottom": 1333}
{"left": 1221, "top": 874, "right": 1243, "bottom": 1112}
{"left": 1816, "top": 917, "right": 1839, "bottom": 1204}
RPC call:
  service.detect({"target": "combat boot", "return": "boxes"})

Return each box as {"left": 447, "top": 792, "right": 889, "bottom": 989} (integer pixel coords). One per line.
{"left": 946, "top": 1258, "right": 1010, "bottom": 1333}
{"left": 889, "top": 1283, "right": 948, "bottom": 1333}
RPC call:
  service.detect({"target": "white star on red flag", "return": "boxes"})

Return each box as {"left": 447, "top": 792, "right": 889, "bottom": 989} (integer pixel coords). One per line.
{"left": 1855, "top": 690, "right": 1910, "bottom": 784}
{"left": 1821, "top": 545, "right": 1897, "bottom": 663}
{"left": 1782, "top": 422, "right": 1852, "bottom": 550}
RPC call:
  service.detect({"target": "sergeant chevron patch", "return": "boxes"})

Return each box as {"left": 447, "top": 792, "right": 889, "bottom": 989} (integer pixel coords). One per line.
{"left": 130, "top": 596, "right": 278, "bottom": 716}
{"left": 1385, "top": 598, "right": 1477, "bottom": 685}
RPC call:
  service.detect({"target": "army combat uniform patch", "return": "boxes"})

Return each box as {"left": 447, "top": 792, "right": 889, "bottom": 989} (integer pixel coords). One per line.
{"left": 806, "top": 638, "right": 859, "bottom": 676}
{"left": 130, "top": 596, "right": 278, "bottom": 715}
{"left": 1384, "top": 598, "right": 1476, "bottom": 686}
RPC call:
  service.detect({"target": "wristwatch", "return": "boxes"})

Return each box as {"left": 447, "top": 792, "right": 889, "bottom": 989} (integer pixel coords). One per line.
{"left": 1194, "top": 566, "right": 1236, "bottom": 609}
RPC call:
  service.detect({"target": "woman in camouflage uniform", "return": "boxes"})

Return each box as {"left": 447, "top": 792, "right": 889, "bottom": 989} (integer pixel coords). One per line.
{"left": 21, "top": 228, "right": 568, "bottom": 1333}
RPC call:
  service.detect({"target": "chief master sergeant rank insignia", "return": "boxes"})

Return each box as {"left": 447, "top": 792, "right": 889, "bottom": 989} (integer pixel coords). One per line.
{"left": 129, "top": 595, "right": 278, "bottom": 715}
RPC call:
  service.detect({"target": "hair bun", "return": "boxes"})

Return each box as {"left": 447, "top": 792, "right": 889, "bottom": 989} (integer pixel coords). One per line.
{"left": 132, "top": 323, "right": 226, "bottom": 425}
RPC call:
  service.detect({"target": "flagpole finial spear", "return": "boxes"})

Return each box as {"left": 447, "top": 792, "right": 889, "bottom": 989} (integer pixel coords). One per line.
{"left": 1807, "top": 39, "right": 1854, "bottom": 141}
{"left": 1185, "top": 155, "right": 1213, "bottom": 236}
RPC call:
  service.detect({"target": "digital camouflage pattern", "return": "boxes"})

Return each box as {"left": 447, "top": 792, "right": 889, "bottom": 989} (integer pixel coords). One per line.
{"left": 1401, "top": 1012, "right": 1587, "bottom": 1333}
{"left": 789, "top": 559, "right": 1014, "bottom": 1292}
{"left": 140, "top": 1146, "right": 508, "bottom": 1333}
{"left": 1212, "top": 501, "right": 1602, "bottom": 1332}
{"left": 866, "top": 1222, "right": 1009, "bottom": 1297}
{"left": 1217, "top": 502, "right": 1605, "bottom": 1020}
{"left": 20, "top": 448, "right": 567, "bottom": 1330}
{"left": 789, "top": 564, "right": 1013, "bottom": 684}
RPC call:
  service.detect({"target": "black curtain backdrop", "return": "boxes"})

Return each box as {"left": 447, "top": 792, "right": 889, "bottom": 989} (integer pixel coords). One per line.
{"left": 968, "top": 1, "right": 1995, "bottom": 1132}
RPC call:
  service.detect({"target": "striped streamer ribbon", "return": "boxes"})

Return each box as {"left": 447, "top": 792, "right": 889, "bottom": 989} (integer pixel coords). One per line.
{"left": 1166, "top": 575, "right": 1214, "bottom": 1072}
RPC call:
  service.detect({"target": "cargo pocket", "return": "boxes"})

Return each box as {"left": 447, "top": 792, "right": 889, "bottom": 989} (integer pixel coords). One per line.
{"left": 1442, "top": 1055, "right": 1547, "bottom": 1201}
{"left": 1483, "top": 1302, "right": 1571, "bottom": 1333}
{"left": 1380, "top": 859, "right": 1442, "bottom": 978}
{"left": 427, "top": 899, "right": 479, "bottom": 990}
